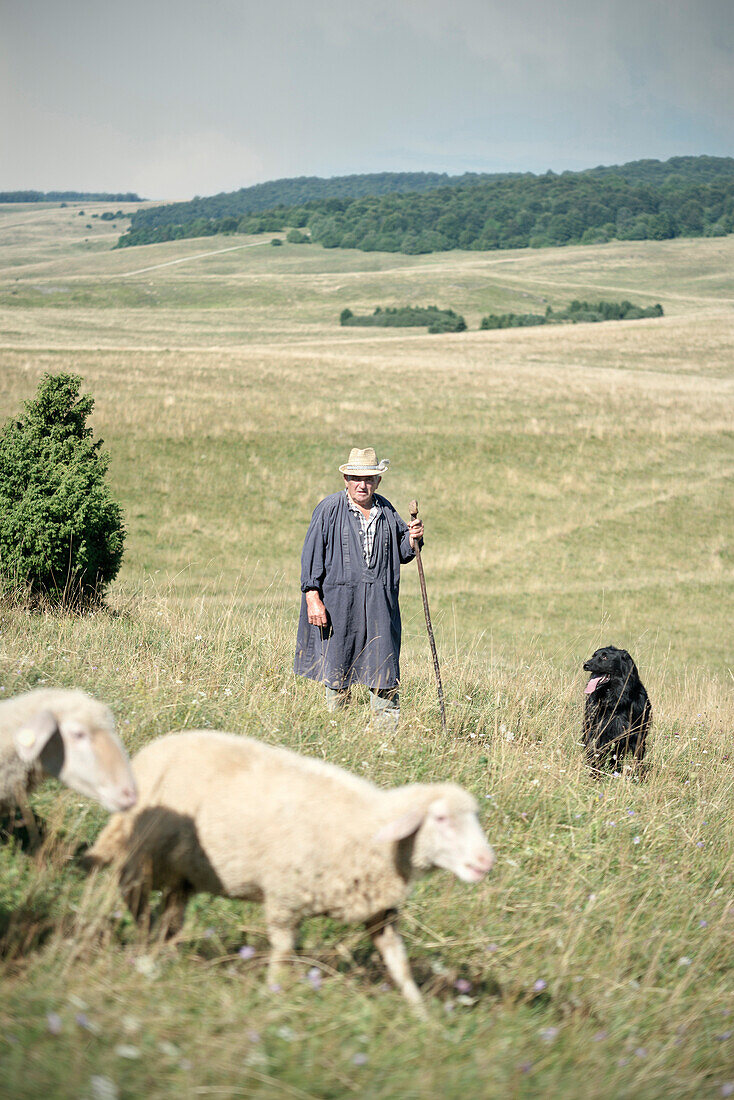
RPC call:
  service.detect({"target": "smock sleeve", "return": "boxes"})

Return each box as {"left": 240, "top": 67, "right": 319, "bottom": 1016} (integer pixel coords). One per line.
{"left": 300, "top": 504, "right": 328, "bottom": 592}
{"left": 397, "top": 512, "right": 422, "bottom": 564}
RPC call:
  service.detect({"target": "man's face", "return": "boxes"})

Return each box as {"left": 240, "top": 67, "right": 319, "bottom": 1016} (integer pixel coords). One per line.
{"left": 344, "top": 474, "right": 381, "bottom": 508}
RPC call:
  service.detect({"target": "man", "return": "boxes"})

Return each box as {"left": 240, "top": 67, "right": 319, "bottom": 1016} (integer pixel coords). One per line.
{"left": 294, "top": 447, "right": 424, "bottom": 730}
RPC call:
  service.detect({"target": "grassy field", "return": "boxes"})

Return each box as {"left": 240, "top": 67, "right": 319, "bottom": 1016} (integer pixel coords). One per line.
{"left": 0, "top": 202, "right": 732, "bottom": 1099}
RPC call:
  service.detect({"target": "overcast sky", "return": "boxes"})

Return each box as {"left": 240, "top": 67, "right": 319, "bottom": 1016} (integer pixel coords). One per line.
{"left": 3, "top": 0, "right": 733, "bottom": 199}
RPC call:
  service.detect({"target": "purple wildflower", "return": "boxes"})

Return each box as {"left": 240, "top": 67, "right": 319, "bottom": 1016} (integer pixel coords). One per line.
{"left": 46, "top": 1013, "right": 62, "bottom": 1035}
{"left": 533, "top": 979, "right": 547, "bottom": 993}
{"left": 454, "top": 979, "right": 472, "bottom": 994}
{"left": 238, "top": 945, "right": 255, "bottom": 960}
{"left": 353, "top": 1053, "right": 368, "bottom": 1066}
{"left": 307, "top": 967, "right": 323, "bottom": 990}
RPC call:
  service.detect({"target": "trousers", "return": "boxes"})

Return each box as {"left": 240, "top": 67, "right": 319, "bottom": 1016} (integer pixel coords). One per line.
{"left": 324, "top": 685, "right": 399, "bottom": 731}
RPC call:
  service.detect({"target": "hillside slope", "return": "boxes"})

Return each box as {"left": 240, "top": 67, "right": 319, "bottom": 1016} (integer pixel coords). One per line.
{"left": 117, "top": 156, "right": 734, "bottom": 252}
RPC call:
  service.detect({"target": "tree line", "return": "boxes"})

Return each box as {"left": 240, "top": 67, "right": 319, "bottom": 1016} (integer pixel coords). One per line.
{"left": 115, "top": 156, "right": 734, "bottom": 253}
{"left": 122, "top": 171, "right": 521, "bottom": 236}
{"left": 0, "top": 191, "right": 141, "bottom": 203}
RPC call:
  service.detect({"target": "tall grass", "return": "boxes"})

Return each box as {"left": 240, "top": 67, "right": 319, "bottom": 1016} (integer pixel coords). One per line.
{"left": 0, "top": 210, "right": 732, "bottom": 1097}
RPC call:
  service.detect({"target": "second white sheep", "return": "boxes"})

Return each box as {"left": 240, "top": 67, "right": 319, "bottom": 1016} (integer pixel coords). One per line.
{"left": 0, "top": 687, "right": 137, "bottom": 843}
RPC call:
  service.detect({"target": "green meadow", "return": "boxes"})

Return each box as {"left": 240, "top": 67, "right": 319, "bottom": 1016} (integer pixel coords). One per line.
{"left": 0, "top": 201, "right": 732, "bottom": 1099}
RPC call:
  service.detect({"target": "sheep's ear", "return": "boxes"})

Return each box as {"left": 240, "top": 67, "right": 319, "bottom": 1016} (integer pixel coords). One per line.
{"left": 13, "top": 710, "right": 60, "bottom": 763}
{"left": 373, "top": 808, "right": 426, "bottom": 843}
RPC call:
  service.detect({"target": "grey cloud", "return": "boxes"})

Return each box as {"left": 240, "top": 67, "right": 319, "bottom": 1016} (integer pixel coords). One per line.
{"left": 2, "top": 0, "right": 732, "bottom": 196}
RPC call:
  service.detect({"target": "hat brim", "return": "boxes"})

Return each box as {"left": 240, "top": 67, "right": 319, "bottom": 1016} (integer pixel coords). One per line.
{"left": 339, "top": 460, "right": 389, "bottom": 476}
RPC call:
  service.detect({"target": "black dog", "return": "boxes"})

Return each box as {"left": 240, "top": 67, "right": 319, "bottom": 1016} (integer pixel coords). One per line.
{"left": 582, "top": 646, "right": 652, "bottom": 770}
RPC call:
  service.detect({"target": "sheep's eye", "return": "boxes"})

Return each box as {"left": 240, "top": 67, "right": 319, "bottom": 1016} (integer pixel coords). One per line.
{"left": 435, "top": 814, "right": 449, "bottom": 824}
{"left": 70, "top": 728, "right": 87, "bottom": 741}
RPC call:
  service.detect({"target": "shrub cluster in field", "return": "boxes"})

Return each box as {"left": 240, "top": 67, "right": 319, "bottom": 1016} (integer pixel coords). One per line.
{"left": 340, "top": 306, "right": 467, "bottom": 333}
{"left": 338, "top": 300, "right": 661, "bottom": 334}
{"left": 480, "top": 299, "right": 664, "bottom": 330}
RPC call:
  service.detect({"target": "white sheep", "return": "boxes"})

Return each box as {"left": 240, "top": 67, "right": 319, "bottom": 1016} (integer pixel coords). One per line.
{"left": 88, "top": 730, "right": 494, "bottom": 1011}
{"left": 0, "top": 688, "right": 137, "bottom": 842}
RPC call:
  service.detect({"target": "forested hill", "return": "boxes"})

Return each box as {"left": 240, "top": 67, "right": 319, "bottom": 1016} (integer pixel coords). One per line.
{"left": 122, "top": 171, "right": 520, "bottom": 234}
{"left": 116, "top": 156, "right": 734, "bottom": 252}
{"left": 580, "top": 156, "right": 734, "bottom": 185}
{"left": 0, "top": 190, "right": 142, "bottom": 203}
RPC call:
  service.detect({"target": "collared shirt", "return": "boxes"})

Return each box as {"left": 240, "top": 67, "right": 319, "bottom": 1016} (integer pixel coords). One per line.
{"left": 345, "top": 488, "right": 381, "bottom": 566}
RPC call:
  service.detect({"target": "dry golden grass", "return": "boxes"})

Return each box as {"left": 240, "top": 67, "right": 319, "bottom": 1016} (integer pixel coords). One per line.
{"left": 0, "top": 206, "right": 732, "bottom": 1097}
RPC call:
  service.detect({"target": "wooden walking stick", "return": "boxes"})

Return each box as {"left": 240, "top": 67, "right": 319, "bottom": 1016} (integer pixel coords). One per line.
{"left": 409, "top": 501, "right": 447, "bottom": 733}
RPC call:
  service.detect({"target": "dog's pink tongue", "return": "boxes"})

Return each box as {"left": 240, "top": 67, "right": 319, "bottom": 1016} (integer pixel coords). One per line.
{"left": 585, "top": 675, "right": 609, "bottom": 694}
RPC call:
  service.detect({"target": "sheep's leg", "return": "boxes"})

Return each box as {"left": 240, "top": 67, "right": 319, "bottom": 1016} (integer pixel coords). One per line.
{"left": 120, "top": 856, "right": 153, "bottom": 933}
{"left": 159, "top": 884, "right": 192, "bottom": 941}
{"left": 367, "top": 910, "right": 426, "bottom": 1017}
{"left": 14, "top": 787, "right": 41, "bottom": 851}
{"left": 265, "top": 912, "right": 297, "bottom": 988}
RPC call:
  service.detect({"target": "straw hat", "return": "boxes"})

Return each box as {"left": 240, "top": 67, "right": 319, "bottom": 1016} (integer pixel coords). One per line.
{"left": 338, "top": 447, "right": 390, "bottom": 476}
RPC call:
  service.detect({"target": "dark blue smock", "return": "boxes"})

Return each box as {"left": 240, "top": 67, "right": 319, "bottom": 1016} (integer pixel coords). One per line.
{"left": 294, "top": 491, "right": 418, "bottom": 690}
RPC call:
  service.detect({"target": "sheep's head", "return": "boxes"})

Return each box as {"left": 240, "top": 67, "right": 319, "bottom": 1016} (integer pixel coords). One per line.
{"left": 375, "top": 786, "right": 495, "bottom": 883}
{"left": 13, "top": 693, "right": 137, "bottom": 813}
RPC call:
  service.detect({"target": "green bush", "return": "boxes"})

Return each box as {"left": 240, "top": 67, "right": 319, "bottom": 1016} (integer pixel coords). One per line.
{"left": 286, "top": 228, "right": 311, "bottom": 244}
{"left": 480, "top": 311, "right": 547, "bottom": 330}
{"left": 339, "top": 305, "right": 466, "bottom": 332}
{"left": 0, "top": 373, "right": 125, "bottom": 604}
{"left": 481, "top": 299, "right": 664, "bottom": 330}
